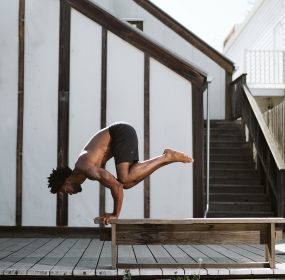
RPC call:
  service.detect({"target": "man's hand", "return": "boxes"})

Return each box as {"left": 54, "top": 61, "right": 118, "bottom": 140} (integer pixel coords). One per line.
{"left": 100, "top": 213, "right": 118, "bottom": 225}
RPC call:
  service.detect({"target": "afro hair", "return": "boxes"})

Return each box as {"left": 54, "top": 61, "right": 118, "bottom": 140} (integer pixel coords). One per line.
{"left": 47, "top": 167, "right": 72, "bottom": 194}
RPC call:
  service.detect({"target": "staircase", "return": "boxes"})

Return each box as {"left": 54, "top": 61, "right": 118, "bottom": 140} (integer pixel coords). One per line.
{"left": 204, "top": 120, "right": 275, "bottom": 217}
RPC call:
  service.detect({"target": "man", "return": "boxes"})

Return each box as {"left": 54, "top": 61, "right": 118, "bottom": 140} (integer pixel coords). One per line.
{"left": 48, "top": 122, "right": 193, "bottom": 225}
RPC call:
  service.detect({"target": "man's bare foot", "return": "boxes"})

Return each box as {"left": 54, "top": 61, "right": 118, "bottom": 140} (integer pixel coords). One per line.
{"left": 163, "top": 148, "right": 193, "bottom": 163}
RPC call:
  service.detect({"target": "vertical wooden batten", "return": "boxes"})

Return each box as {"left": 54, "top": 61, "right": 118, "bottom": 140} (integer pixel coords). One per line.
{"left": 144, "top": 54, "right": 150, "bottom": 218}
{"left": 225, "top": 71, "right": 233, "bottom": 120}
{"left": 16, "top": 0, "right": 25, "bottom": 226}
{"left": 192, "top": 85, "right": 204, "bottom": 218}
{"left": 57, "top": 0, "right": 71, "bottom": 226}
{"left": 99, "top": 27, "right": 108, "bottom": 219}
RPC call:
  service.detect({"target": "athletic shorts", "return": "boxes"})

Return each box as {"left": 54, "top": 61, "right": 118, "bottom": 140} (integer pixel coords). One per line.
{"left": 108, "top": 122, "right": 139, "bottom": 165}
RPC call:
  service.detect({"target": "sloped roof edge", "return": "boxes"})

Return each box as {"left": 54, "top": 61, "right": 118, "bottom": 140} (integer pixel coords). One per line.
{"left": 66, "top": 0, "right": 207, "bottom": 89}
{"left": 133, "top": 0, "right": 235, "bottom": 74}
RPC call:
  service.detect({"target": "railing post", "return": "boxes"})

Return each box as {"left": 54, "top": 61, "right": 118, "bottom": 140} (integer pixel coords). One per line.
{"left": 277, "top": 170, "right": 285, "bottom": 217}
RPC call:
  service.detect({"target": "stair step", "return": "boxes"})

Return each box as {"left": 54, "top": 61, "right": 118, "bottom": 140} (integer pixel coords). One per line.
{"left": 208, "top": 193, "right": 268, "bottom": 202}
{"left": 204, "top": 120, "right": 276, "bottom": 218}
{"left": 208, "top": 177, "right": 260, "bottom": 184}
{"left": 210, "top": 184, "right": 265, "bottom": 193}
{"left": 209, "top": 154, "right": 252, "bottom": 161}
{"left": 209, "top": 169, "right": 259, "bottom": 177}
{"left": 207, "top": 211, "right": 275, "bottom": 218}
{"left": 210, "top": 202, "right": 272, "bottom": 212}
{"left": 210, "top": 147, "right": 251, "bottom": 155}
{"left": 204, "top": 134, "right": 245, "bottom": 140}
{"left": 205, "top": 162, "right": 255, "bottom": 169}
{"left": 206, "top": 142, "right": 250, "bottom": 148}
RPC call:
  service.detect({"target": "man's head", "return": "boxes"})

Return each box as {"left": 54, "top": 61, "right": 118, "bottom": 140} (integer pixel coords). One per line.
{"left": 48, "top": 167, "right": 82, "bottom": 194}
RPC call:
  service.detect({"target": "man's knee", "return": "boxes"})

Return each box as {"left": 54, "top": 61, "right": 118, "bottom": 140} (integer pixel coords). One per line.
{"left": 118, "top": 175, "right": 136, "bottom": 189}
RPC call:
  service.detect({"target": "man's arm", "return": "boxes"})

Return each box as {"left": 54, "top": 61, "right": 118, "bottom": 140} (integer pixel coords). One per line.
{"left": 85, "top": 166, "right": 124, "bottom": 224}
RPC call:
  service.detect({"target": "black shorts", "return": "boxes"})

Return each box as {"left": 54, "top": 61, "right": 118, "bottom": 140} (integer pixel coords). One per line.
{"left": 108, "top": 122, "right": 139, "bottom": 165}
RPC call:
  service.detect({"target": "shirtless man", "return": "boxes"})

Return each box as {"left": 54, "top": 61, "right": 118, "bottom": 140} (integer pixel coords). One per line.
{"left": 48, "top": 122, "right": 193, "bottom": 225}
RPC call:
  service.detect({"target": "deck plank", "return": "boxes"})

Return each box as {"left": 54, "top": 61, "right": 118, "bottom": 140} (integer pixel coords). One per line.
{"left": 0, "top": 238, "right": 11, "bottom": 246}
{"left": 117, "top": 245, "right": 139, "bottom": 276}
{"left": 0, "top": 238, "right": 49, "bottom": 275}
{"left": 148, "top": 245, "right": 184, "bottom": 276}
{"left": 207, "top": 244, "right": 254, "bottom": 263}
{"left": 27, "top": 238, "right": 78, "bottom": 275}
{"left": 73, "top": 239, "right": 103, "bottom": 276}
{"left": 226, "top": 244, "right": 264, "bottom": 262}
{"left": 3, "top": 238, "right": 63, "bottom": 275}
{"left": 0, "top": 237, "right": 284, "bottom": 277}
{"left": 50, "top": 239, "right": 91, "bottom": 276}
{"left": 0, "top": 238, "right": 35, "bottom": 259}
{"left": 133, "top": 245, "right": 162, "bottom": 276}
{"left": 96, "top": 241, "right": 117, "bottom": 276}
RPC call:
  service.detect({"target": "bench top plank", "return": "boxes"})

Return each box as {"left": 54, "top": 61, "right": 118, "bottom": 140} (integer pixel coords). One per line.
{"left": 95, "top": 217, "right": 285, "bottom": 225}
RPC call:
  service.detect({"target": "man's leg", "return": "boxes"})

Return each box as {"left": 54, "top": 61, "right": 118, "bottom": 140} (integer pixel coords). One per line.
{"left": 116, "top": 148, "right": 193, "bottom": 189}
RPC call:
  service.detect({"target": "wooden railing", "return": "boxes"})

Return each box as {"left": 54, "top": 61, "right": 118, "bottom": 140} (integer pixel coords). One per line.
{"left": 231, "top": 74, "right": 285, "bottom": 217}
{"left": 263, "top": 100, "right": 285, "bottom": 163}
{"left": 245, "top": 50, "right": 285, "bottom": 88}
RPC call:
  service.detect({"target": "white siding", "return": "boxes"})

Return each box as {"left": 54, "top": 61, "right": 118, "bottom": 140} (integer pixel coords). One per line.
{"left": 106, "top": 32, "right": 144, "bottom": 219}
{"left": 92, "top": 0, "right": 227, "bottom": 119}
{"left": 22, "top": 0, "right": 59, "bottom": 226}
{"left": 150, "top": 59, "right": 193, "bottom": 218}
{"left": 0, "top": 0, "right": 18, "bottom": 226}
{"left": 68, "top": 10, "right": 102, "bottom": 227}
{"left": 225, "top": 0, "right": 285, "bottom": 79}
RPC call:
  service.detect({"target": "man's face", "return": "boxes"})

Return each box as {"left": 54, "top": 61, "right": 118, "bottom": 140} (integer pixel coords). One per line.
{"left": 61, "top": 182, "right": 82, "bottom": 195}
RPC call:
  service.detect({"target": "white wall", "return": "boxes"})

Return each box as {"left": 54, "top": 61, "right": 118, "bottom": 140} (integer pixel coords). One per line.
{"left": 22, "top": 0, "right": 59, "bottom": 226}
{"left": 1, "top": 0, "right": 196, "bottom": 226}
{"left": 92, "top": 0, "right": 226, "bottom": 119}
{"left": 224, "top": 0, "right": 285, "bottom": 79}
{"left": 0, "top": 0, "right": 19, "bottom": 226}
{"left": 150, "top": 59, "right": 193, "bottom": 218}
{"left": 68, "top": 10, "right": 102, "bottom": 227}
{"left": 106, "top": 32, "right": 144, "bottom": 219}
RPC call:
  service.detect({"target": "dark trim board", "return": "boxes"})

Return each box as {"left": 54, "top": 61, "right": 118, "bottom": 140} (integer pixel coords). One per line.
{"left": 57, "top": 0, "right": 71, "bottom": 226}
{"left": 99, "top": 27, "right": 108, "bottom": 221}
{"left": 192, "top": 85, "right": 204, "bottom": 217}
{"left": 133, "top": 0, "right": 235, "bottom": 74}
{"left": 16, "top": 0, "right": 25, "bottom": 226}
{"left": 144, "top": 54, "right": 150, "bottom": 218}
{"left": 0, "top": 226, "right": 110, "bottom": 238}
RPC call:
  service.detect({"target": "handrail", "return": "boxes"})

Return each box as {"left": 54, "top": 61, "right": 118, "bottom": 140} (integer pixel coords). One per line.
{"left": 243, "top": 85, "right": 285, "bottom": 170}
{"left": 231, "top": 74, "right": 285, "bottom": 217}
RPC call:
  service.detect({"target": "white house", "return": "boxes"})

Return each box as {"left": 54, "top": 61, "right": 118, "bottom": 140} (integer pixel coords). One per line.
{"left": 0, "top": 0, "right": 235, "bottom": 228}
{"left": 224, "top": 0, "right": 285, "bottom": 110}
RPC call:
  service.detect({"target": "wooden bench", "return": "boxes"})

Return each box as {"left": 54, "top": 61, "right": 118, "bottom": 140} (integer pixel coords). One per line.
{"left": 94, "top": 218, "right": 285, "bottom": 269}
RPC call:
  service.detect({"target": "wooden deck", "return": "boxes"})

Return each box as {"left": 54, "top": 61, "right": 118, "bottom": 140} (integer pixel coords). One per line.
{"left": 1, "top": 237, "right": 285, "bottom": 279}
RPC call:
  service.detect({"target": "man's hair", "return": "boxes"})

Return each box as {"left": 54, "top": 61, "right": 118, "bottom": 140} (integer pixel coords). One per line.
{"left": 47, "top": 167, "right": 72, "bottom": 194}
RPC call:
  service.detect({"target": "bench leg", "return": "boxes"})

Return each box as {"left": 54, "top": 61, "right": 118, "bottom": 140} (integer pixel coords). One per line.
{"left": 265, "top": 223, "right": 275, "bottom": 268}
{"left": 112, "top": 224, "right": 117, "bottom": 269}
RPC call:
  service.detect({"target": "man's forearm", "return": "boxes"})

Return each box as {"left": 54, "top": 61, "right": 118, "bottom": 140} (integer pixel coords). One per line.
{"left": 85, "top": 166, "right": 124, "bottom": 217}
{"left": 110, "top": 183, "right": 123, "bottom": 217}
